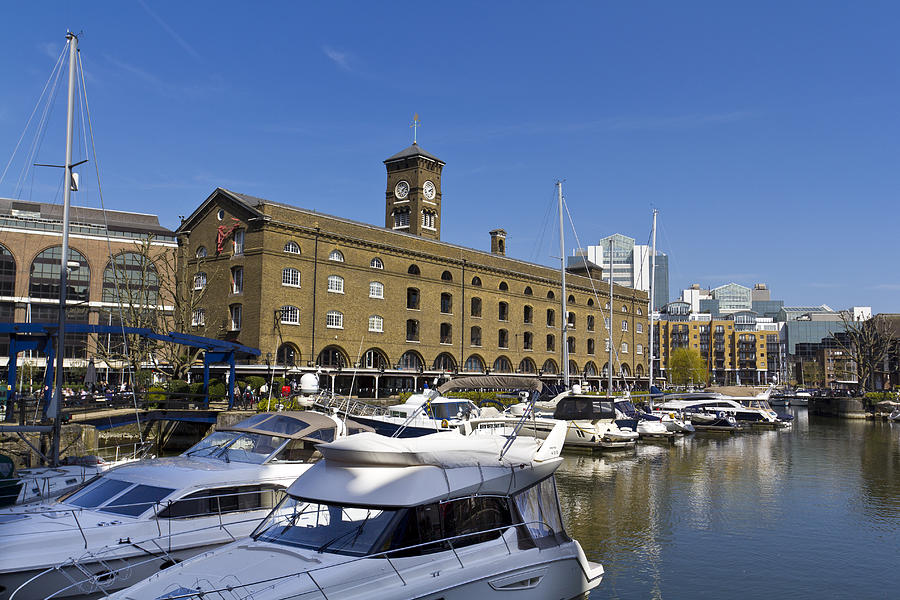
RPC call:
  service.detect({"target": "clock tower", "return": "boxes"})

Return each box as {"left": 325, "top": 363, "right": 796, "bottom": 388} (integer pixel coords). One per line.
{"left": 384, "top": 142, "right": 444, "bottom": 240}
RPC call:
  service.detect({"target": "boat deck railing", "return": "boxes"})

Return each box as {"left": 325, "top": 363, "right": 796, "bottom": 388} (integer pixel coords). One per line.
{"left": 29, "top": 518, "right": 576, "bottom": 600}
{"left": 314, "top": 393, "right": 391, "bottom": 418}
{"left": 10, "top": 487, "right": 283, "bottom": 599}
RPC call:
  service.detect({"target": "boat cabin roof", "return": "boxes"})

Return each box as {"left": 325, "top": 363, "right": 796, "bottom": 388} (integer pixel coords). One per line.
{"left": 220, "top": 411, "right": 370, "bottom": 440}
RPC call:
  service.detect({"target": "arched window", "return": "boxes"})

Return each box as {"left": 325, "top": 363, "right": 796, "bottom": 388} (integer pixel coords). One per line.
{"left": 518, "top": 357, "right": 537, "bottom": 374}
{"left": 407, "top": 287, "right": 420, "bottom": 309}
{"left": 440, "top": 323, "right": 452, "bottom": 344}
{"left": 637, "top": 307, "right": 643, "bottom": 315}
{"left": 547, "top": 290, "right": 555, "bottom": 300}
{"left": 370, "top": 257, "right": 383, "bottom": 269}
{"left": 470, "top": 326, "right": 482, "bottom": 346}
{"left": 622, "top": 304, "right": 629, "bottom": 313}
{"left": 363, "top": 348, "right": 387, "bottom": 369}
{"left": 568, "top": 294, "right": 575, "bottom": 304}
{"left": 368, "top": 315, "right": 384, "bottom": 332}
{"left": 546, "top": 308, "right": 555, "bottom": 327}
{"left": 471, "top": 276, "right": 482, "bottom": 287}
{"left": 326, "top": 310, "right": 343, "bottom": 329}
{"left": 30, "top": 246, "right": 90, "bottom": 301}
{"left": 587, "top": 315, "right": 595, "bottom": 331}
{"left": 546, "top": 334, "right": 555, "bottom": 351}
{"left": 327, "top": 275, "right": 344, "bottom": 293}
{"left": 276, "top": 343, "right": 298, "bottom": 366}
{"left": 524, "top": 286, "right": 533, "bottom": 296}
{"left": 280, "top": 305, "right": 299, "bottom": 325}
{"left": 498, "top": 301, "right": 509, "bottom": 321}
{"left": 399, "top": 351, "right": 422, "bottom": 371}
{"left": 499, "top": 281, "right": 508, "bottom": 291}
{"left": 369, "top": 281, "right": 384, "bottom": 299}
{"left": 282, "top": 268, "right": 301, "bottom": 287}
{"left": 493, "top": 356, "right": 512, "bottom": 373}
{"left": 635, "top": 364, "right": 644, "bottom": 377}
{"left": 102, "top": 252, "right": 159, "bottom": 305}
{"left": 587, "top": 298, "right": 594, "bottom": 307}
{"left": 406, "top": 319, "right": 420, "bottom": 341}
{"left": 584, "top": 361, "right": 597, "bottom": 376}
{"left": 195, "top": 246, "right": 207, "bottom": 258}
{"left": 622, "top": 320, "right": 628, "bottom": 332}
{"left": 567, "top": 311, "right": 575, "bottom": 328}
{"left": 523, "top": 305, "right": 533, "bottom": 324}
{"left": 193, "top": 272, "right": 207, "bottom": 290}
{"left": 329, "top": 249, "right": 344, "bottom": 262}
{"left": 568, "top": 360, "right": 579, "bottom": 375}
{"left": 434, "top": 352, "right": 456, "bottom": 371}
{"left": 284, "top": 241, "right": 301, "bottom": 254}
{"left": 317, "top": 346, "right": 346, "bottom": 368}
{"left": 587, "top": 338, "right": 595, "bottom": 354}
{"left": 464, "top": 355, "right": 485, "bottom": 372}
{"left": 541, "top": 359, "right": 558, "bottom": 374}
{"left": 440, "top": 292, "right": 452, "bottom": 314}
{"left": 636, "top": 343, "right": 643, "bottom": 355}
{"left": 408, "top": 264, "right": 420, "bottom": 275}
{"left": 498, "top": 329, "right": 509, "bottom": 348}
{"left": 621, "top": 364, "right": 632, "bottom": 377}
{"left": 471, "top": 297, "right": 482, "bottom": 317}
{"left": 523, "top": 331, "right": 533, "bottom": 350}
{"left": 567, "top": 337, "right": 575, "bottom": 353}
{"left": 441, "top": 270, "right": 453, "bottom": 282}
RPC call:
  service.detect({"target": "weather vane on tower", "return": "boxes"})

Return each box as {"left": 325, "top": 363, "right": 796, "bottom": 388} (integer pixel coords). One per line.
{"left": 410, "top": 113, "right": 420, "bottom": 144}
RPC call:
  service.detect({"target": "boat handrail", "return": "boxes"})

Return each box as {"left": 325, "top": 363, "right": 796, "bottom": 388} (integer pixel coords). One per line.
{"left": 10, "top": 488, "right": 284, "bottom": 599}
{"left": 38, "top": 518, "right": 563, "bottom": 600}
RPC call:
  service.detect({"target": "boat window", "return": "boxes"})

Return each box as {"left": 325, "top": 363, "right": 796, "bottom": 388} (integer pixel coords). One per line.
{"left": 386, "top": 495, "right": 514, "bottom": 557}
{"left": 304, "top": 427, "right": 336, "bottom": 442}
{"left": 429, "top": 401, "right": 475, "bottom": 420}
{"left": 255, "top": 497, "right": 398, "bottom": 556}
{"left": 234, "top": 413, "right": 274, "bottom": 429}
{"left": 260, "top": 415, "right": 310, "bottom": 436}
{"left": 100, "top": 484, "right": 174, "bottom": 517}
{"left": 66, "top": 477, "right": 131, "bottom": 509}
{"left": 158, "top": 485, "right": 283, "bottom": 519}
{"left": 225, "top": 433, "right": 289, "bottom": 463}
{"left": 271, "top": 439, "right": 322, "bottom": 463}
{"left": 553, "top": 398, "right": 613, "bottom": 420}
{"left": 512, "top": 477, "right": 567, "bottom": 546}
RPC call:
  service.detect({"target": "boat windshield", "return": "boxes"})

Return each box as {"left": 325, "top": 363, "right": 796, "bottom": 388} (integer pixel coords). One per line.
{"left": 254, "top": 496, "right": 398, "bottom": 556}
{"left": 428, "top": 401, "right": 475, "bottom": 420}
{"left": 183, "top": 431, "right": 288, "bottom": 464}
{"left": 64, "top": 475, "right": 174, "bottom": 516}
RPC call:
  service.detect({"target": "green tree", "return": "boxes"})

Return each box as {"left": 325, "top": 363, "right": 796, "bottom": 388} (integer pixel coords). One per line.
{"left": 668, "top": 347, "right": 708, "bottom": 386}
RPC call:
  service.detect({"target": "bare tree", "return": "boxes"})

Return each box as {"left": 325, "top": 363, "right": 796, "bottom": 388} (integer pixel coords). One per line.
{"left": 94, "top": 236, "right": 215, "bottom": 383}
{"left": 836, "top": 313, "right": 896, "bottom": 392}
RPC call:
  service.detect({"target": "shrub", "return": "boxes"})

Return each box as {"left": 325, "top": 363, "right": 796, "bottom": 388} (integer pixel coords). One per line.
{"left": 245, "top": 376, "right": 266, "bottom": 392}
{"left": 148, "top": 386, "right": 166, "bottom": 406}
{"left": 208, "top": 380, "right": 227, "bottom": 402}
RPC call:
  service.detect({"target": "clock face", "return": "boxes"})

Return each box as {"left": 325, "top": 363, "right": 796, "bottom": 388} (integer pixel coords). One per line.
{"left": 394, "top": 180, "right": 410, "bottom": 200}
{"left": 423, "top": 180, "right": 436, "bottom": 200}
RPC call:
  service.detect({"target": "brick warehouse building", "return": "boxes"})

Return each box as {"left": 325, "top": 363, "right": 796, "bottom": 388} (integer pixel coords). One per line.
{"left": 177, "top": 143, "right": 648, "bottom": 397}
{"left": 0, "top": 197, "right": 176, "bottom": 379}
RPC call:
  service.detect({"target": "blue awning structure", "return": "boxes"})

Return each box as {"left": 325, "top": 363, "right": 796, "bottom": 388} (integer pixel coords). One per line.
{"left": 1, "top": 323, "right": 260, "bottom": 416}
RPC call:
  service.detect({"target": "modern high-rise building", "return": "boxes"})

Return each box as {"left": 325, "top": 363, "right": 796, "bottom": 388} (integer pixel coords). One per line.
{"left": 582, "top": 234, "right": 669, "bottom": 309}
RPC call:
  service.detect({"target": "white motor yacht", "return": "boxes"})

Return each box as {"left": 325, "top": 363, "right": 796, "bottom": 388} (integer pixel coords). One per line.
{"left": 653, "top": 394, "right": 788, "bottom": 428}
{"left": 105, "top": 416, "right": 604, "bottom": 600}
{"left": 342, "top": 392, "right": 480, "bottom": 437}
{"left": 2, "top": 411, "right": 368, "bottom": 600}
{"left": 613, "top": 399, "right": 675, "bottom": 440}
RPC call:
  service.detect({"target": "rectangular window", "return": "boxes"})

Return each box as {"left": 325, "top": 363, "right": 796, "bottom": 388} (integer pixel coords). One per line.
{"left": 282, "top": 268, "right": 300, "bottom": 287}
{"left": 393, "top": 212, "right": 410, "bottom": 228}
{"left": 230, "top": 305, "right": 242, "bottom": 331}
{"left": 637, "top": 344, "right": 643, "bottom": 355}
{"left": 636, "top": 323, "right": 643, "bottom": 334}
{"left": 281, "top": 306, "right": 299, "bottom": 325}
{"left": 328, "top": 275, "right": 344, "bottom": 294}
{"left": 368, "top": 315, "right": 383, "bottom": 333}
{"left": 326, "top": 311, "right": 343, "bottom": 329}
{"left": 191, "top": 308, "right": 205, "bottom": 327}
{"left": 369, "top": 282, "right": 384, "bottom": 299}
{"left": 621, "top": 320, "right": 628, "bottom": 332}
{"left": 231, "top": 267, "right": 243, "bottom": 294}
{"left": 233, "top": 229, "right": 244, "bottom": 255}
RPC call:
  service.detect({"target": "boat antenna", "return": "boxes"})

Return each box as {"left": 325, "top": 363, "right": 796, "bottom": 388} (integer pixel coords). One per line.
{"left": 558, "top": 181, "right": 569, "bottom": 389}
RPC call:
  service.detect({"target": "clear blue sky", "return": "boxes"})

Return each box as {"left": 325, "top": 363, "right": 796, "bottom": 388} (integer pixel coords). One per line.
{"left": 2, "top": 1, "right": 898, "bottom": 313}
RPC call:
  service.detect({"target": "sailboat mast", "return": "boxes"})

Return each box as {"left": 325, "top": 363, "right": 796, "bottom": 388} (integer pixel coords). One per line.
{"left": 51, "top": 32, "right": 78, "bottom": 467}
{"left": 558, "top": 181, "right": 569, "bottom": 388}
{"left": 648, "top": 209, "right": 658, "bottom": 390}
{"left": 608, "top": 238, "right": 613, "bottom": 396}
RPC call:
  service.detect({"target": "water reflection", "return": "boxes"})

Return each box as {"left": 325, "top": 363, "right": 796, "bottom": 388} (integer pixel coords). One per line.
{"left": 556, "top": 412, "right": 900, "bottom": 599}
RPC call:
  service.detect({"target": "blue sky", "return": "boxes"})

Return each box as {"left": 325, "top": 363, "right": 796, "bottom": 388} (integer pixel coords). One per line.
{"left": 2, "top": 1, "right": 898, "bottom": 313}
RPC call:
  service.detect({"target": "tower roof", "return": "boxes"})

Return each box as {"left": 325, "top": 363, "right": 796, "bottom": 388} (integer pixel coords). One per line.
{"left": 384, "top": 143, "right": 444, "bottom": 165}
